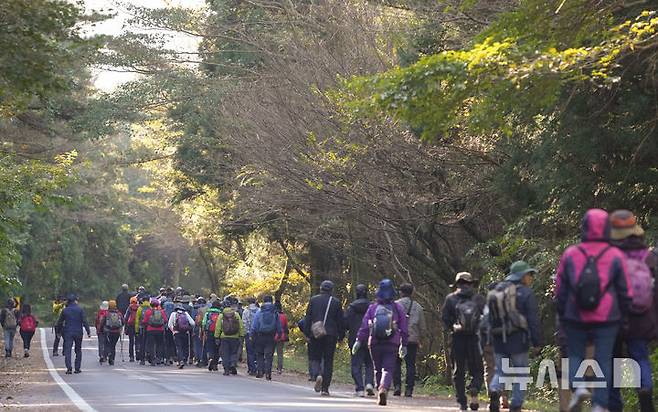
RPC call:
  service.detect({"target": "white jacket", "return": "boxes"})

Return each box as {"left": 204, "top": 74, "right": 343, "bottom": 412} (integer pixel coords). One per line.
{"left": 168, "top": 310, "right": 195, "bottom": 334}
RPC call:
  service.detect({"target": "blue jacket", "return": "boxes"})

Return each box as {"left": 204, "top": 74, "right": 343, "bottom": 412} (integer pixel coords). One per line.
{"left": 490, "top": 282, "right": 542, "bottom": 355}
{"left": 249, "top": 303, "right": 282, "bottom": 336}
{"left": 57, "top": 303, "right": 91, "bottom": 337}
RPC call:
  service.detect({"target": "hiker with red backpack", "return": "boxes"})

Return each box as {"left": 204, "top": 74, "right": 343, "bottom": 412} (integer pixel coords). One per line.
{"left": 486, "top": 262, "right": 542, "bottom": 412}
{"left": 203, "top": 299, "right": 223, "bottom": 371}
{"left": 352, "top": 279, "right": 409, "bottom": 406}
{"left": 214, "top": 298, "right": 245, "bottom": 375}
{"left": 441, "top": 272, "right": 486, "bottom": 411}
{"left": 168, "top": 303, "right": 195, "bottom": 369}
{"left": 274, "top": 300, "right": 289, "bottom": 375}
{"left": 124, "top": 296, "right": 139, "bottom": 362}
{"left": 100, "top": 300, "right": 124, "bottom": 366}
{"left": 555, "top": 208, "right": 633, "bottom": 412}
{"left": 18, "top": 304, "right": 38, "bottom": 358}
{"left": 607, "top": 210, "right": 657, "bottom": 412}
{"left": 142, "top": 298, "right": 167, "bottom": 366}
{"left": 95, "top": 301, "right": 109, "bottom": 364}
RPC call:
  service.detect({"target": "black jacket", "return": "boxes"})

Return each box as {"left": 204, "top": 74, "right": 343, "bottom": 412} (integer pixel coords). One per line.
{"left": 304, "top": 292, "right": 345, "bottom": 340}
{"left": 344, "top": 298, "right": 370, "bottom": 346}
{"left": 116, "top": 291, "right": 132, "bottom": 315}
{"left": 441, "top": 287, "right": 486, "bottom": 334}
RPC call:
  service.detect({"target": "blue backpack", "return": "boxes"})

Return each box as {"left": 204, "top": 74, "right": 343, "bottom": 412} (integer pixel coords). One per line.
{"left": 163, "top": 300, "right": 175, "bottom": 318}
{"left": 372, "top": 304, "right": 396, "bottom": 340}
{"left": 256, "top": 309, "right": 277, "bottom": 334}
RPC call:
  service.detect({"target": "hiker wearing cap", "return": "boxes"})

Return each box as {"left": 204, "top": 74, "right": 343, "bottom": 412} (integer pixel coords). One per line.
{"left": 100, "top": 300, "right": 123, "bottom": 366}
{"left": 486, "top": 261, "right": 542, "bottom": 412}
{"left": 116, "top": 284, "right": 132, "bottom": 317}
{"left": 56, "top": 294, "right": 91, "bottom": 374}
{"left": 441, "top": 272, "right": 486, "bottom": 412}
{"left": 393, "top": 282, "right": 426, "bottom": 398}
{"left": 607, "top": 210, "right": 657, "bottom": 412}
{"left": 95, "top": 301, "right": 110, "bottom": 364}
{"left": 161, "top": 292, "right": 176, "bottom": 365}
{"left": 203, "top": 299, "right": 223, "bottom": 371}
{"left": 303, "top": 280, "right": 345, "bottom": 396}
{"left": 124, "top": 296, "right": 140, "bottom": 362}
{"left": 168, "top": 303, "right": 195, "bottom": 369}
{"left": 353, "top": 279, "right": 409, "bottom": 406}
{"left": 142, "top": 298, "right": 167, "bottom": 366}
{"left": 554, "top": 209, "right": 632, "bottom": 412}
{"left": 250, "top": 295, "right": 282, "bottom": 380}
{"left": 345, "top": 284, "right": 375, "bottom": 397}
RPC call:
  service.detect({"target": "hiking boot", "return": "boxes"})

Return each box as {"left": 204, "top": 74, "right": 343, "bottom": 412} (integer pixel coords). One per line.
{"left": 314, "top": 375, "right": 323, "bottom": 393}
{"left": 223, "top": 369, "right": 230, "bottom": 376}
{"left": 378, "top": 389, "right": 387, "bottom": 406}
{"left": 266, "top": 374, "right": 272, "bottom": 381}
{"left": 393, "top": 386, "right": 401, "bottom": 396}
{"left": 66, "top": 369, "right": 72, "bottom": 375}
{"left": 501, "top": 393, "right": 509, "bottom": 409}
{"left": 53, "top": 352, "right": 59, "bottom": 357}
{"left": 460, "top": 404, "right": 468, "bottom": 412}
{"left": 277, "top": 369, "right": 282, "bottom": 375}
{"left": 230, "top": 367, "right": 237, "bottom": 375}
{"left": 321, "top": 390, "right": 330, "bottom": 397}
{"left": 404, "top": 387, "right": 413, "bottom": 398}
{"left": 5, "top": 350, "right": 10, "bottom": 358}
{"left": 129, "top": 357, "right": 134, "bottom": 362}
{"left": 256, "top": 372, "right": 263, "bottom": 378}
{"left": 140, "top": 360, "right": 145, "bottom": 366}
{"left": 488, "top": 391, "right": 500, "bottom": 412}
{"left": 356, "top": 391, "right": 365, "bottom": 397}
{"left": 469, "top": 394, "right": 479, "bottom": 410}
{"left": 365, "top": 384, "right": 375, "bottom": 397}
{"left": 509, "top": 408, "right": 521, "bottom": 412}
{"left": 568, "top": 388, "right": 590, "bottom": 412}
{"left": 74, "top": 369, "right": 81, "bottom": 374}
{"left": 178, "top": 362, "right": 185, "bottom": 369}
{"left": 108, "top": 359, "right": 114, "bottom": 366}
{"left": 24, "top": 350, "right": 29, "bottom": 358}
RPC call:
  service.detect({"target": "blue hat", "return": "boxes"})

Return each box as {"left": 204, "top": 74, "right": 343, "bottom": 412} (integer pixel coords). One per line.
{"left": 506, "top": 261, "right": 537, "bottom": 282}
{"left": 376, "top": 279, "right": 396, "bottom": 301}
{"left": 67, "top": 294, "right": 77, "bottom": 303}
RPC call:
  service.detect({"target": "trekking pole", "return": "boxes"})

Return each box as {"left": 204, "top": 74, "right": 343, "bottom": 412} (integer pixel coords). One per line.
{"left": 120, "top": 327, "right": 125, "bottom": 362}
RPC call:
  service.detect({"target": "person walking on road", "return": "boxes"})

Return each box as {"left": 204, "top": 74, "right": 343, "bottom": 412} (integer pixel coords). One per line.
{"left": 353, "top": 279, "right": 409, "bottom": 406}
{"left": 607, "top": 210, "right": 657, "bottom": 412}
{"left": 1, "top": 298, "right": 19, "bottom": 358}
{"left": 274, "top": 300, "right": 289, "bottom": 375}
{"left": 168, "top": 303, "right": 195, "bottom": 369}
{"left": 124, "top": 296, "right": 139, "bottom": 362}
{"left": 116, "top": 284, "right": 131, "bottom": 319}
{"left": 95, "top": 301, "right": 109, "bottom": 364}
{"left": 393, "top": 282, "right": 426, "bottom": 398}
{"left": 215, "top": 299, "right": 244, "bottom": 375}
{"left": 242, "top": 297, "right": 259, "bottom": 375}
{"left": 203, "top": 299, "right": 223, "bottom": 371}
{"left": 100, "top": 300, "right": 123, "bottom": 366}
{"left": 441, "top": 272, "right": 485, "bottom": 412}
{"left": 304, "top": 280, "right": 345, "bottom": 396}
{"left": 487, "top": 262, "right": 542, "bottom": 412}
{"left": 142, "top": 298, "right": 167, "bottom": 366}
{"left": 56, "top": 294, "right": 91, "bottom": 374}
{"left": 554, "top": 208, "right": 633, "bottom": 412}
{"left": 250, "top": 295, "right": 281, "bottom": 380}
{"left": 135, "top": 296, "right": 150, "bottom": 365}
{"left": 18, "top": 304, "right": 38, "bottom": 358}
{"left": 345, "top": 284, "right": 374, "bottom": 397}
{"left": 52, "top": 296, "right": 65, "bottom": 356}
{"left": 193, "top": 297, "right": 209, "bottom": 367}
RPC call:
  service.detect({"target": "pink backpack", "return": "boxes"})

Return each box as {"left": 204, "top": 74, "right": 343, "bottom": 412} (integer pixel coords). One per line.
{"left": 627, "top": 251, "right": 654, "bottom": 314}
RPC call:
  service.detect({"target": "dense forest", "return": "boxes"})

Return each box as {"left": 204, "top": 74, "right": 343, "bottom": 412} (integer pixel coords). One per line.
{"left": 2, "top": 0, "right": 657, "bottom": 402}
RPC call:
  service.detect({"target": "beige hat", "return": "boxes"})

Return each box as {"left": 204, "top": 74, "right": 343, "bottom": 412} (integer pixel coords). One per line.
{"left": 610, "top": 209, "right": 644, "bottom": 240}
{"left": 454, "top": 272, "right": 474, "bottom": 284}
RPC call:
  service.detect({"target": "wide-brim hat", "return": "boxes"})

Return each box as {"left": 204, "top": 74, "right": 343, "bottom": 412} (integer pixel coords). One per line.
{"left": 506, "top": 261, "right": 537, "bottom": 282}
{"left": 610, "top": 209, "right": 645, "bottom": 240}
{"left": 450, "top": 272, "right": 474, "bottom": 287}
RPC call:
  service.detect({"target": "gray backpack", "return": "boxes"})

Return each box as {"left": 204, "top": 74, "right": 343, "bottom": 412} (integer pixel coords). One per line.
{"left": 486, "top": 281, "right": 527, "bottom": 342}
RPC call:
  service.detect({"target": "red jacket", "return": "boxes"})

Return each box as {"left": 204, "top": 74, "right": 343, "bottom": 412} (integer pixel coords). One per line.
{"left": 274, "top": 312, "right": 289, "bottom": 342}
{"left": 142, "top": 308, "right": 166, "bottom": 332}
{"left": 95, "top": 309, "right": 108, "bottom": 332}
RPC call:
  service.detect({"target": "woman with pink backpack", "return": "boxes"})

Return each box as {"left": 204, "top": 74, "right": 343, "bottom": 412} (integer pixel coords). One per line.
{"left": 19, "top": 304, "right": 38, "bottom": 358}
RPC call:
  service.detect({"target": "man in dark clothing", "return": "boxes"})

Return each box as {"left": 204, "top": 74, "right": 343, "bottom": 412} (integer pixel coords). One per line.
{"left": 394, "top": 282, "right": 426, "bottom": 398}
{"left": 345, "top": 284, "right": 374, "bottom": 397}
{"left": 249, "top": 295, "right": 282, "bottom": 380}
{"left": 441, "top": 272, "right": 486, "bottom": 412}
{"left": 56, "top": 294, "right": 91, "bottom": 374}
{"left": 116, "top": 284, "right": 132, "bottom": 317}
{"left": 488, "top": 261, "right": 542, "bottom": 412}
{"left": 303, "top": 280, "right": 345, "bottom": 396}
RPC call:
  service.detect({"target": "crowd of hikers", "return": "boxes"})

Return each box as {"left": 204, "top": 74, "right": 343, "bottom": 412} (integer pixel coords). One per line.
{"left": 1, "top": 208, "right": 657, "bottom": 411}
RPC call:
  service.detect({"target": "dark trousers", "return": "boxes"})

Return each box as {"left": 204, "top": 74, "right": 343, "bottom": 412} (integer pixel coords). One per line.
{"left": 207, "top": 334, "right": 220, "bottom": 368}
{"left": 255, "top": 333, "right": 275, "bottom": 375}
{"left": 193, "top": 331, "right": 207, "bottom": 363}
{"left": 53, "top": 326, "right": 63, "bottom": 354}
{"left": 351, "top": 344, "right": 374, "bottom": 392}
{"left": 136, "top": 330, "right": 146, "bottom": 361}
{"left": 309, "top": 335, "right": 338, "bottom": 391}
{"left": 221, "top": 337, "right": 240, "bottom": 370}
{"left": 125, "top": 326, "right": 135, "bottom": 360}
{"left": 145, "top": 330, "right": 164, "bottom": 363}
{"left": 451, "top": 333, "right": 484, "bottom": 407}
{"left": 394, "top": 342, "right": 419, "bottom": 392}
{"left": 174, "top": 332, "right": 190, "bottom": 363}
{"left": 20, "top": 331, "right": 35, "bottom": 350}
{"left": 105, "top": 333, "right": 120, "bottom": 362}
{"left": 245, "top": 333, "right": 256, "bottom": 373}
{"left": 164, "top": 329, "right": 176, "bottom": 360}
{"left": 63, "top": 334, "right": 83, "bottom": 371}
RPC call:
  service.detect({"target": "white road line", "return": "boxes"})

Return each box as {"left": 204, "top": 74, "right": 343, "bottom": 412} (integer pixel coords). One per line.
{"left": 39, "top": 328, "right": 97, "bottom": 412}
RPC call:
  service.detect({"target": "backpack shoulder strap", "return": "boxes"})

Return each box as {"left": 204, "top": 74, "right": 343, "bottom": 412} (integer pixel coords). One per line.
{"left": 594, "top": 245, "right": 612, "bottom": 261}
{"left": 322, "top": 297, "right": 332, "bottom": 326}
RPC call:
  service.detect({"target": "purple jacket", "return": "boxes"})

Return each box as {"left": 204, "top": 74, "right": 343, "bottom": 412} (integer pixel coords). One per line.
{"left": 622, "top": 246, "right": 657, "bottom": 340}
{"left": 554, "top": 209, "right": 633, "bottom": 325}
{"left": 356, "top": 299, "right": 409, "bottom": 347}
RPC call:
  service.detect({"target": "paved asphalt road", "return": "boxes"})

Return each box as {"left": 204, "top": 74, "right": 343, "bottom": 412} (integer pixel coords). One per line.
{"left": 40, "top": 328, "right": 457, "bottom": 412}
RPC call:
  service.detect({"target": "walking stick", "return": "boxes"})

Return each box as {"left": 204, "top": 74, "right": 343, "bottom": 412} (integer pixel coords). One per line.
{"left": 120, "top": 327, "right": 125, "bottom": 362}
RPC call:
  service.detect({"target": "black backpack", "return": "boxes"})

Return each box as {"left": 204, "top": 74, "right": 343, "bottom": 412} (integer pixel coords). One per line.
{"left": 575, "top": 246, "right": 611, "bottom": 310}
{"left": 454, "top": 298, "right": 481, "bottom": 335}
